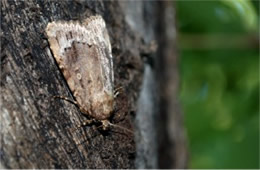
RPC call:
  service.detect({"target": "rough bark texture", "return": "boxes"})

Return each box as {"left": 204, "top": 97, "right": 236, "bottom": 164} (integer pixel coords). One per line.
{"left": 1, "top": 0, "right": 187, "bottom": 168}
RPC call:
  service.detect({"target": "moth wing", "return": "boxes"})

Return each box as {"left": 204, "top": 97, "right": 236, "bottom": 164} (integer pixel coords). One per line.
{"left": 46, "top": 16, "right": 114, "bottom": 119}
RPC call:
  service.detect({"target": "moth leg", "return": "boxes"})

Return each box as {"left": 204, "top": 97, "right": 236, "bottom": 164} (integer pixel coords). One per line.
{"left": 72, "top": 119, "right": 96, "bottom": 132}
{"left": 53, "top": 95, "right": 79, "bottom": 106}
{"left": 53, "top": 96, "right": 91, "bottom": 117}
{"left": 53, "top": 96, "right": 97, "bottom": 132}
{"left": 100, "top": 120, "right": 134, "bottom": 135}
{"left": 114, "top": 86, "right": 123, "bottom": 98}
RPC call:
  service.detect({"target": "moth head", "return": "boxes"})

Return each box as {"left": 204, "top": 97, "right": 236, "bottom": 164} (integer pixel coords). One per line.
{"left": 92, "top": 92, "right": 114, "bottom": 120}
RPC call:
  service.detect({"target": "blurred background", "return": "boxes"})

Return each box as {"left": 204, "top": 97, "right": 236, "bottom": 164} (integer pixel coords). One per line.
{"left": 176, "top": 0, "right": 259, "bottom": 169}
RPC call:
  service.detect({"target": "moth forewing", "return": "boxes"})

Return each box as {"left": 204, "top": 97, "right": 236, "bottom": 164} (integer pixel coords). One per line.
{"left": 46, "top": 16, "right": 133, "bottom": 135}
{"left": 46, "top": 16, "right": 114, "bottom": 120}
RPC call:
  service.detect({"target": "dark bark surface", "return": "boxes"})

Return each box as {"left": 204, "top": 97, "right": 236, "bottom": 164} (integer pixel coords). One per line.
{"left": 1, "top": 0, "right": 187, "bottom": 168}
{"left": 156, "top": 2, "right": 188, "bottom": 168}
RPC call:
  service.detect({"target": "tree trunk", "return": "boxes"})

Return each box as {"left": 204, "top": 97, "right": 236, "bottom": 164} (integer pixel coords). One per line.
{"left": 1, "top": 0, "right": 187, "bottom": 168}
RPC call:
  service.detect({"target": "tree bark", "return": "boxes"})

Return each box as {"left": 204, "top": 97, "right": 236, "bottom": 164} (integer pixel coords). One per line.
{"left": 1, "top": 0, "right": 187, "bottom": 168}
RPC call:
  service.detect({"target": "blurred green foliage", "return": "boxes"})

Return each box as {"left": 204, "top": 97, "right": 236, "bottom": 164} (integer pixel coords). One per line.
{"left": 176, "top": 0, "right": 259, "bottom": 169}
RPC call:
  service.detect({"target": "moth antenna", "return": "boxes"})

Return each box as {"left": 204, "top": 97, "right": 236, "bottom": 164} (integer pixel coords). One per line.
{"left": 71, "top": 119, "right": 96, "bottom": 133}
{"left": 52, "top": 95, "right": 78, "bottom": 106}
{"left": 107, "top": 121, "right": 134, "bottom": 135}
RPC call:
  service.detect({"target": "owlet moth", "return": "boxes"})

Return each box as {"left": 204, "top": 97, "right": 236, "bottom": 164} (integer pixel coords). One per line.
{"left": 46, "top": 15, "right": 129, "bottom": 132}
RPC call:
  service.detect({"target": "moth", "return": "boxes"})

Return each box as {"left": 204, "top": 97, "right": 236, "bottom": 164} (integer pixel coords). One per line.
{"left": 46, "top": 15, "right": 131, "bottom": 133}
